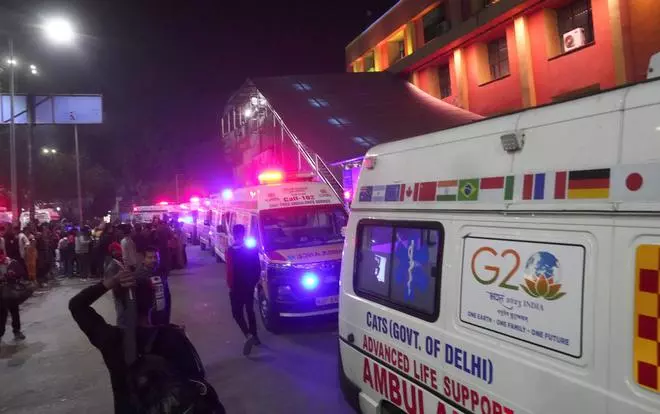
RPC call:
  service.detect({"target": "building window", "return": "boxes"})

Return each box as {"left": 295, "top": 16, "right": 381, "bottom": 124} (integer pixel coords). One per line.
{"left": 328, "top": 117, "right": 351, "bottom": 127}
{"left": 423, "top": 4, "right": 451, "bottom": 44}
{"left": 461, "top": 0, "right": 472, "bottom": 21}
{"left": 354, "top": 220, "right": 444, "bottom": 321}
{"left": 438, "top": 65, "right": 451, "bottom": 98}
{"left": 387, "top": 35, "right": 406, "bottom": 66}
{"left": 308, "top": 98, "right": 329, "bottom": 108}
{"left": 487, "top": 37, "right": 509, "bottom": 80}
{"left": 352, "top": 136, "right": 378, "bottom": 148}
{"left": 292, "top": 82, "right": 312, "bottom": 91}
{"left": 364, "top": 51, "right": 376, "bottom": 72}
{"left": 557, "top": 0, "right": 594, "bottom": 52}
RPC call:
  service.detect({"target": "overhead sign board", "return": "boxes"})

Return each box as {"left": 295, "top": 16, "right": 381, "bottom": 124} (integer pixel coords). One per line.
{"left": 0, "top": 94, "right": 103, "bottom": 124}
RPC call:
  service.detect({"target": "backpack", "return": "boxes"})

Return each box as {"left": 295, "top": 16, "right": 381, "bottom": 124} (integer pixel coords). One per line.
{"left": 125, "top": 327, "right": 224, "bottom": 414}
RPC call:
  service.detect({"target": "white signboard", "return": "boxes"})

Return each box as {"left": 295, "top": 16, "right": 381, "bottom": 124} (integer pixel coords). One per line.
{"left": 460, "top": 236, "right": 585, "bottom": 357}
{"left": 260, "top": 185, "right": 335, "bottom": 210}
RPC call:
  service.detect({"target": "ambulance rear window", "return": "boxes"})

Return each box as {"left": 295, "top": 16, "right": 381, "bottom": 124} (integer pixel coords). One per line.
{"left": 354, "top": 220, "right": 444, "bottom": 321}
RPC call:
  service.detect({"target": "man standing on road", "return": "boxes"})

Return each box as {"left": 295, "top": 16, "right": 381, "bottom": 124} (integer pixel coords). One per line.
{"left": 226, "top": 224, "right": 261, "bottom": 355}
{"left": 135, "top": 246, "right": 171, "bottom": 326}
{"left": 119, "top": 224, "right": 139, "bottom": 271}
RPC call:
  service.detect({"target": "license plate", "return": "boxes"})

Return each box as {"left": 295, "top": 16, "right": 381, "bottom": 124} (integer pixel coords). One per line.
{"left": 315, "top": 295, "right": 339, "bottom": 306}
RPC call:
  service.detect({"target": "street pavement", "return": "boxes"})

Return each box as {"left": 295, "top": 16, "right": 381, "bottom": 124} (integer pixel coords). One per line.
{"left": 0, "top": 247, "right": 354, "bottom": 414}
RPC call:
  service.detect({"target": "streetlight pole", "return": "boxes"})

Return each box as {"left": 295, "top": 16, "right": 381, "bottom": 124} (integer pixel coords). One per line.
{"left": 74, "top": 124, "right": 83, "bottom": 225}
{"left": 8, "top": 37, "right": 18, "bottom": 224}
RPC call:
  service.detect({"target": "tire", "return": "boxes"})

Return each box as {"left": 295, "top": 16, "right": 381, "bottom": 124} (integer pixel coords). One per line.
{"left": 258, "top": 287, "right": 281, "bottom": 334}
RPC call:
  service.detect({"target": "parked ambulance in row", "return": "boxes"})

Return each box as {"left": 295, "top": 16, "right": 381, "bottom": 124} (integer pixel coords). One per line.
{"left": 213, "top": 171, "right": 348, "bottom": 332}
{"left": 339, "top": 76, "right": 660, "bottom": 413}
{"left": 131, "top": 203, "right": 174, "bottom": 223}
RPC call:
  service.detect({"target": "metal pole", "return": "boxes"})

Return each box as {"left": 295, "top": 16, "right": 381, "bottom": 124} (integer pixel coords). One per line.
{"left": 8, "top": 38, "right": 18, "bottom": 224}
{"left": 74, "top": 124, "right": 83, "bottom": 225}
{"left": 27, "top": 94, "right": 35, "bottom": 221}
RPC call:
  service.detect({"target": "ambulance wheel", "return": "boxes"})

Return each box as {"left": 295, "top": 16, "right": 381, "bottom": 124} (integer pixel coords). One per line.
{"left": 258, "top": 288, "right": 281, "bottom": 334}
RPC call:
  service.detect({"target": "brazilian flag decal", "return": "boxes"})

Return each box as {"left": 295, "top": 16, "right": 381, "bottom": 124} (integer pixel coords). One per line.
{"left": 458, "top": 178, "right": 479, "bottom": 201}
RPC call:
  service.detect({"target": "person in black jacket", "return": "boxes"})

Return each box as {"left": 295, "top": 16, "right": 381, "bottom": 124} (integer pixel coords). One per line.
{"left": 69, "top": 267, "right": 210, "bottom": 413}
{"left": 226, "top": 224, "right": 261, "bottom": 355}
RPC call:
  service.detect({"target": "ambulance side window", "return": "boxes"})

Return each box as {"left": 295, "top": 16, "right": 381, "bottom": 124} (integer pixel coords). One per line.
{"left": 354, "top": 220, "right": 444, "bottom": 321}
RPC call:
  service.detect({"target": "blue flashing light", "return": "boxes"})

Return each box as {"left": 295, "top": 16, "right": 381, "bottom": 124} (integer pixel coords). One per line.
{"left": 301, "top": 272, "right": 320, "bottom": 290}
{"left": 245, "top": 237, "right": 257, "bottom": 248}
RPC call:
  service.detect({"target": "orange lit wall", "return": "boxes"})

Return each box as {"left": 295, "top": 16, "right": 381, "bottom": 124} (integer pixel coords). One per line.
{"left": 626, "top": 0, "right": 660, "bottom": 81}
{"left": 466, "top": 26, "right": 522, "bottom": 116}
{"left": 528, "top": 1, "right": 615, "bottom": 104}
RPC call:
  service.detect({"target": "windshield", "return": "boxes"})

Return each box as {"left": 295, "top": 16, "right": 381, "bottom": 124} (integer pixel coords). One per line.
{"left": 260, "top": 204, "right": 347, "bottom": 251}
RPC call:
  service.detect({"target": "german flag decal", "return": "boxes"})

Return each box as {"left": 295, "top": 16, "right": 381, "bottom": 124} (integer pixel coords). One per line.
{"left": 634, "top": 244, "right": 660, "bottom": 392}
{"left": 567, "top": 168, "right": 610, "bottom": 199}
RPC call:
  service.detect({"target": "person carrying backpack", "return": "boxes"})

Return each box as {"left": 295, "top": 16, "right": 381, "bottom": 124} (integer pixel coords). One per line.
{"left": 226, "top": 224, "right": 262, "bottom": 355}
{"left": 69, "top": 264, "right": 223, "bottom": 413}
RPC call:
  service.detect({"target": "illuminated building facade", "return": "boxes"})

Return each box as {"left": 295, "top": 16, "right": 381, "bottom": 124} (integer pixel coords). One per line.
{"left": 347, "top": 0, "right": 660, "bottom": 116}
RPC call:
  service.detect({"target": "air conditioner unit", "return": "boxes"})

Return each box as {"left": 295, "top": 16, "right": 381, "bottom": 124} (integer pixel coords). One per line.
{"left": 563, "top": 28, "right": 586, "bottom": 52}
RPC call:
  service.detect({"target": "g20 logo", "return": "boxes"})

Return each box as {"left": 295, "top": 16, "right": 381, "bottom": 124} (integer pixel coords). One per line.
{"left": 471, "top": 246, "right": 567, "bottom": 301}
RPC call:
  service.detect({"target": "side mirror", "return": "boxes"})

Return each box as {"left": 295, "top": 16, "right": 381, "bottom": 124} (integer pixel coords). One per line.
{"left": 216, "top": 225, "right": 223, "bottom": 233}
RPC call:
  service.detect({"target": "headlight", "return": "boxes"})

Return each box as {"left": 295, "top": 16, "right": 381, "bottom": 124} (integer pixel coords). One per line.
{"left": 301, "top": 272, "right": 320, "bottom": 290}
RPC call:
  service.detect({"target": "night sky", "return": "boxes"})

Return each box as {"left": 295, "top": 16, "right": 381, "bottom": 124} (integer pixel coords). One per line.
{"left": 1, "top": 0, "right": 396, "bottom": 194}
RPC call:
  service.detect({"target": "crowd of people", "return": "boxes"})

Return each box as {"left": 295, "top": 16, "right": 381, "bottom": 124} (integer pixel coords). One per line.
{"left": 2, "top": 216, "right": 264, "bottom": 413}
{"left": 0, "top": 215, "right": 187, "bottom": 347}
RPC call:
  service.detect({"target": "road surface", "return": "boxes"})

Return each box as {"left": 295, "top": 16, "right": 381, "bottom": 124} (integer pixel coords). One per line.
{"left": 0, "top": 248, "right": 353, "bottom": 414}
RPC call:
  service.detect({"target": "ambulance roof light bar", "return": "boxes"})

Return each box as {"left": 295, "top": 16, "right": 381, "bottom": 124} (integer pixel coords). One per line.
{"left": 258, "top": 170, "right": 284, "bottom": 184}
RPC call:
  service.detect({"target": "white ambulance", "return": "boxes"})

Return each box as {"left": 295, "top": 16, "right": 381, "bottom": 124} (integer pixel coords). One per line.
{"left": 131, "top": 204, "right": 172, "bottom": 223}
{"left": 215, "top": 171, "right": 348, "bottom": 332}
{"left": 198, "top": 195, "right": 221, "bottom": 252}
{"left": 339, "top": 78, "right": 660, "bottom": 413}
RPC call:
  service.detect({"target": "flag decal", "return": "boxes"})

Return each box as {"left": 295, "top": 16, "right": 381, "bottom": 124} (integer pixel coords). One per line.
{"left": 437, "top": 180, "right": 458, "bottom": 201}
{"left": 458, "top": 179, "right": 479, "bottom": 201}
{"left": 567, "top": 168, "right": 610, "bottom": 199}
{"left": 626, "top": 173, "right": 643, "bottom": 192}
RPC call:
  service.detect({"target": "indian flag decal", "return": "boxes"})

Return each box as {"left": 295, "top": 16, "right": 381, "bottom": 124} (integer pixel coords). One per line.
{"left": 436, "top": 180, "right": 457, "bottom": 201}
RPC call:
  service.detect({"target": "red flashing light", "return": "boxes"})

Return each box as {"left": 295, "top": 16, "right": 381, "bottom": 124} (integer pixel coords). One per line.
{"left": 343, "top": 190, "right": 352, "bottom": 200}
{"left": 258, "top": 170, "right": 284, "bottom": 184}
{"left": 133, "top": 206, "right": 137, "bottom": 212}
{"left": 190, "top": 196, "right": 200, "bottom": 204}
{"left": 222, "top": 189, "right": 233, "bottom": 200}
{"left": 158, "top": 201, "right": 169, "bottom": 206}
